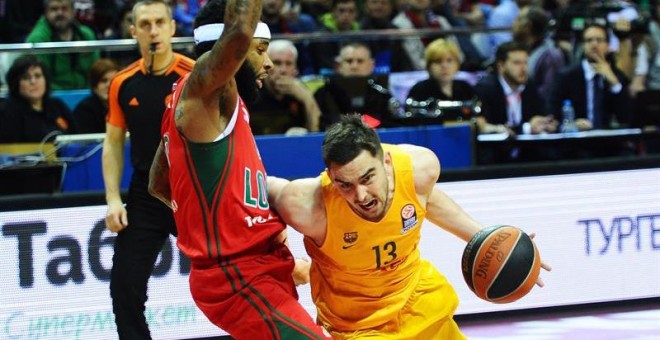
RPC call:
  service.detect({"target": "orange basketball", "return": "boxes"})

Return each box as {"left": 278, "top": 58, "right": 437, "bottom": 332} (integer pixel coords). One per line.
{"left": 461, "top": 225, "right": 541, "bottom": 303}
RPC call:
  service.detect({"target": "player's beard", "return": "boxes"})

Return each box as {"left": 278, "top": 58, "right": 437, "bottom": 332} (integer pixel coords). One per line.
{"left": 236, "top": 62, "right": 260, "bottom": 104}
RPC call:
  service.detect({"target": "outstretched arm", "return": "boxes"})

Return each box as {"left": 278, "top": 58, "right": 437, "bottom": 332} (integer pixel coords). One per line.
{"left": 403, "top": 145, "right": 551, "bottom": 285}
{"left": 425, "top": 187, "right": 483, "bottom": 242}
{"left": 400, "top": 144, "right": 483, "bottom": 242}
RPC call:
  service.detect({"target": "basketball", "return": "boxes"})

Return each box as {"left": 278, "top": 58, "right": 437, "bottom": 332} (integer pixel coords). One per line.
{"left": 461, "top": 225, "right": 541, "bottom": 303}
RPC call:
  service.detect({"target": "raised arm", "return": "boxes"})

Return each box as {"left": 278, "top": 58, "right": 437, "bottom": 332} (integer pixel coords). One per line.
{"left": 178, "top": 0, "right": 264, "bottom": 142}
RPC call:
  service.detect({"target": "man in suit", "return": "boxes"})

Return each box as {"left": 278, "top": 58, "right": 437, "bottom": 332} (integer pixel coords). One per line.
{"left": 315, "top": 43, "right": 396, "bottom": 130}
{"left": 549, "top": 22, "right": 631, "bottom": 131}
{"left": 475, "top": 41, "right": 556, "bottom": 136}
{"left": 475, "top": 41, "right": 558, "bottom": 164}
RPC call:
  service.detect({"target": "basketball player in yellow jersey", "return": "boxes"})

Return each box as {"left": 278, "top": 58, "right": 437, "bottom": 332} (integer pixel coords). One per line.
{"left": 269, "top": 114, "right": 491, "bottom": 339}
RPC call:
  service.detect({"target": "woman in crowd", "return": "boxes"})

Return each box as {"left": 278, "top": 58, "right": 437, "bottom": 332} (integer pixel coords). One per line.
{"left": 73, "top": 58, "right": 119, "bottom": 133}
{"left": 0, "top": 55, "right": 77, "bottom": 143}
{"left": 407, "top": 38, "right": 477, "bottom": 103}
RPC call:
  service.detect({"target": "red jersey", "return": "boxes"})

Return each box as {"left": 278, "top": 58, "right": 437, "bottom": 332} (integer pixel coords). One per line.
{"left": 162, "top": 74, "right": 286, "bottom": 264}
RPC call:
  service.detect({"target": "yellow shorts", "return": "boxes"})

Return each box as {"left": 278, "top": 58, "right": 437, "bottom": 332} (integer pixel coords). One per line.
{"left": 330, "top": 260, "right": 466, "bottom": 340}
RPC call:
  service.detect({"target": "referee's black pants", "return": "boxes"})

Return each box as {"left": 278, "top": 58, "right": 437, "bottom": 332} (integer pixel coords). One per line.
{"left": 110, "top": 180, "right": 177, "bottom": 340}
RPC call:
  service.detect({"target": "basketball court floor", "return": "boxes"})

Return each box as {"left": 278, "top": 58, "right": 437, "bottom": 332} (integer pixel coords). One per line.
{"left": 200, "top": 298, "right": 659, "bottom": 339}
{"left": 457, "top": 298, "right": 660, "bottom": 340}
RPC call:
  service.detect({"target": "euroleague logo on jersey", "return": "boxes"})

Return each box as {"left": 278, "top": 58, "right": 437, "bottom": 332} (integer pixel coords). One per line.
{"left": 400, "top": 204, "right": 418, "bottom": 234}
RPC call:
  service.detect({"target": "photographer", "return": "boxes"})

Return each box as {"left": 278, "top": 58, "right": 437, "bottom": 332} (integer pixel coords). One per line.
{"left": 551, "top": 0, "right": 643, "bottom": 67}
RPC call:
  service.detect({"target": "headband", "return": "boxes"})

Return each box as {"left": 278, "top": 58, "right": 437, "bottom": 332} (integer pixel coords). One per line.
{"left": 193, "top": 22, "right": 271, "bottom": 45}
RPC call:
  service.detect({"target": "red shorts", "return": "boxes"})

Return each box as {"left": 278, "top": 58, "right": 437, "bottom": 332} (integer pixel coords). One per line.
{"left": 189, "top": 245, "right": 329, "bottom": 340}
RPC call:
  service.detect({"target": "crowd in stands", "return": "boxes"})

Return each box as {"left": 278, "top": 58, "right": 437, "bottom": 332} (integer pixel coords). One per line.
{"left": 0, "top": 0, "right": 659, "bottom": 164}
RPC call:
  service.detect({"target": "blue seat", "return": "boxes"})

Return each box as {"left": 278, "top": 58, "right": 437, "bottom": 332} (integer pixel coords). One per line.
{"left": 51, "top": 89, "right": 91, "bottom": 111}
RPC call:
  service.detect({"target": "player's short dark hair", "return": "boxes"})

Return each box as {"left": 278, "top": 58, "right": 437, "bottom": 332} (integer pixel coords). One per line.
{"left": 322, "top": 114, "right": 383, "bottom": 167}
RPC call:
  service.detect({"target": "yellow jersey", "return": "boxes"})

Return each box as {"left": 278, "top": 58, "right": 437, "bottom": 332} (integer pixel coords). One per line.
{"left": 304, "top": 144, "right": 426, "bottom": 332}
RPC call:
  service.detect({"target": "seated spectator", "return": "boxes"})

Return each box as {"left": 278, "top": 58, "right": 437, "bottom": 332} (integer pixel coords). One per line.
{"left": 73, "top": 58, "right": 120, "bottom": 134}
{"left": 248, "top": 40, "right": 321, "bottom": 135}
{"left": 512, "top": 5, "right": 566, "bottom": 104}
{"left": 405, "top": 38, "right": 478, "bottom": 125}
{"left": 262, "top": 0, "right": 320, "bottom": 75}
{"left": 360, "top": 0, "right": 413, "bottom": 72}
{"left": 548, "top": 23, "right": 631, "bottom": 131}
{"left": 312, "top": 0, "right": 362, "bottom": 73}
{"left": 481, "top": 0, "right": 530, "bottom": 61}
{"left": 391, "top": 0, "right": 456, "bottom": 71}
{"left": 72, "top": 0, "right": 117, "bottom": 38}
{"left": 645, "top": 1, "right": 660, "bottom": 91}
{"left": 475, "top": 41, "right": 554, "bottom": 136}
{"left": 26, "top": 0, "right": 100, "bottom": 90}
{"left": 0, "top": 55, "right": 77, "bottom": 143}
{"left": 172, "top": 0, "right": 203, "bottom": 36}
{"left": 0, "top": 1, "right": 44, "bottom": 43}
{"left": 408, "top": 38, "right": 477, "bottom": 102}
{"left": 103, "top": 3, "right": 141, "bottom": 68}
{"left": 300, "top": 0, "right": 333, "bottom": 19}
{"left": 315, "top": 43, "right": 398, "bottom": 129}
{"left": 431, "top": 0, "right": 487, "bottom": 70}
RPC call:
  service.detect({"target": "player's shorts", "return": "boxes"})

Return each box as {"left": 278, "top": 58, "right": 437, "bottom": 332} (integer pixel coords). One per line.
{"left": 189, "top": 244, "right": 330, "bottom": 340}
{"left": 329, "top": 259, "right": 466, "bottom": 340}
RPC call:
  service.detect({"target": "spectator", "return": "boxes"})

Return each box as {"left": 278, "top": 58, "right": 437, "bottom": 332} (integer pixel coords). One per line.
{"left": 512, "top": 5, "right": 566, "bottom": 102}
{"left": 101, "top": 1, "right": 195, "bottom": 338}
{"left": 73, "top": 58, "right": 120, "bottom": 133}
{"left": 475, "top": 41, "right": 554, "bottom": 136}
{"left": 26, "top": 0, "right": 100, "bottom": 90}
{"left": 103, "top": 3, "right": 142, "bottom": 67}
{"left": 549, "top": 23, "right": 631, "bottom": 131}
{"left": 432, "top": 0, "right": 487, "bottom": 70}
{"left": 315, "top": 43, "right": 398, "bottom": 129}
{"left": 481, "top": 0, "right": 531, "bottom": 61}
{"left": 172, "top": 0, "right": 205, "bottom": 36}
{"left": 312, "top": 0, "right": 362, "bottom": 73}
{"left": 625, "top": 1, "right": 660, "bottom": 96}
{"left": 391, "top": 0, "right": 455, "bottom": 71}
{"left": 0, "top": 55, "right": 77, "bottom": 143}
{"left": 262, "top": 0, "right": 320, "bottom": 75}
{"left": 71, "top": 0, "right": 118, "bottom": 37}
{"left": 645, "top": 0, "right": 660, "bottom": 90}
{"left": 408, "top": 38, "right": 476, "bottom": 102}
{"left": 360, "top": 0, "right": 413, "bottom": 72}
{"left": 405, "top": 38, "right": 478, "bottom": 125}
{"left": 249, "top": 40, "right": 321, "bottom": 135}
{"left": 300, "top": 0, "right": 333, "bottom": 19}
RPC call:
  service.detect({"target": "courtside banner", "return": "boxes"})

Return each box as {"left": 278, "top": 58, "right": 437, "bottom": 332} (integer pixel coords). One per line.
{"left": 2, "top": 168, "right": 659, "bottom": 339}
{"left": 421, "top": 167, "right": 660, "bottom": 314}
{"left": 0, "top": 206, "right": 227, "bottom": 340}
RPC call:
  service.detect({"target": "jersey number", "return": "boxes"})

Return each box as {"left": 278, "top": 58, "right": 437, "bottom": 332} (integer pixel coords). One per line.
{"left": 372, "top": 241, "right": 397, "bottom": 269}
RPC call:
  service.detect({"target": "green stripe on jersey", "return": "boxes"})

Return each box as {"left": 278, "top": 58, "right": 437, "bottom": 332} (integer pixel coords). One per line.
{"left": 187, "top": 137, "right": 230, "bottom": 209}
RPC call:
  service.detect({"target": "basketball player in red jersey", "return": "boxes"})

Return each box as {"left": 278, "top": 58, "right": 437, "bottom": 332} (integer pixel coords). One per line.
{"left": 147, "top": 0, "right": 329, "bottom": 338}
